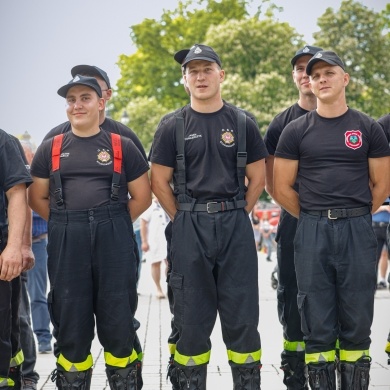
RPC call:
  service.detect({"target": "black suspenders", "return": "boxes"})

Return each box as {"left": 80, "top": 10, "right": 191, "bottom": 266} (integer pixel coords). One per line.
{"left": 174, "top": 108, "right": 247, "bottom": 200}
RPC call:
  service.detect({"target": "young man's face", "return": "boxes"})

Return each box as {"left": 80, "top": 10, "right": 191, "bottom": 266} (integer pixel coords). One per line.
{"left": 292, "top": 55, "right": 314, "bottom": 96}
{"left": 65, "top": 85, "right": 104, "bottom": 128}
{"left": 183, "top": 60, "right": 224, "bottom": 102}
{"left": 309, "top": 62, "right": 349, "bottom": 103}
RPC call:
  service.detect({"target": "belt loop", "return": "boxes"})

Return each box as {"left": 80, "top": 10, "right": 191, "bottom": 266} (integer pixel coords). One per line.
{"left": 190, "top": 198, "right": 196, "bottom": 212}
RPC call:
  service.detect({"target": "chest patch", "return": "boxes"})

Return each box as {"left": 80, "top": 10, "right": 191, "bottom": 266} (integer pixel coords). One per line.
{"left": 97, "top": 149, "right": 112, "bottom": 165}
{"left": 345, "top": 130, "right": 362, "bottom": 150}
{"left": 220, "top": 130, "right": 235, "bottom": 147}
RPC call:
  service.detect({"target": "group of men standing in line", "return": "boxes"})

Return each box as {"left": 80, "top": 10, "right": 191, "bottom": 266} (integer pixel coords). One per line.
{"left": 0, "top": 41, "right": 389, "bottom": 390}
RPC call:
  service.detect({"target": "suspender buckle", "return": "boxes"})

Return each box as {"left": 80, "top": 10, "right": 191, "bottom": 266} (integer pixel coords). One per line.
{"left": 111, "top": 184, "right": 120, "bottom": 201}
{"left": 54, "top": 188, "right": 64, "bottom": 207}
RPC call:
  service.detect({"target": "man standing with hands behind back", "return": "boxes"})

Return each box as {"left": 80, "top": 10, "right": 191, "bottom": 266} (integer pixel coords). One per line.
{"left": 150, "top": 44, "right": 267, "bottom": 389}
{"left": 264, "top": 45, "right": 322, "bottom": 389}
{"left": 29, "top": 75, "right": 151, "bottom": 390}
{"left": 274, "top": 51, "right": 390, "bottom": 389}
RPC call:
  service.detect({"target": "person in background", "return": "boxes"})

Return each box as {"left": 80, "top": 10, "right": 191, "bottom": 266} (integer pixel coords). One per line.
{"left": 140, "top": 196, "right": 169, "bottom": 299}
{"left": 372, "top": 200, "right": 389, "bottom": 289}
{"left": 251, "top": 205, "right": 261, "bottom": 252}
{"left": 259, "top": 211, "right": 274, "bottom": 261}
{"left": 20, "top": 140, "right": 52, "bottom": 354}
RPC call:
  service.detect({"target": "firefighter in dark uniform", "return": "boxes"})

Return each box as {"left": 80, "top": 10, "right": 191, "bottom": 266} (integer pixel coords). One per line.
{"left": 150, "top": 44, "right": 268, "bottom": 389}
{"left": 0, "top": 130, "right": 34, "bottom": 390}
{"left": 264, "top": 45, "right": 322, "bottom": 389}
{"left": 273, "top": 51, "right": 390, "bottom": 389}
{"left": 42, "top": 64, "right": 146, "bottom": 367}
{"left": 29, "top": 76, "right": 151, "bottom": 390}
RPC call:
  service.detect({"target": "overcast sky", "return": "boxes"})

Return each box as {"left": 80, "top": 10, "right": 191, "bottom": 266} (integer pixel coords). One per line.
{"left": 0, "top": 0, "right": 387, "bottom": 145}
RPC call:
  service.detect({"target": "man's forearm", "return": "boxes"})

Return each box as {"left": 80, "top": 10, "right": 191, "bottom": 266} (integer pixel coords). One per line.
{"left": 151, "top": 183, "right": 177, "bottom": 220}
{"left": 274, "top": 187, "right": 300, "bottom": 218}
{"left": 7, "top": 185, "right": 28, "bottom": 249}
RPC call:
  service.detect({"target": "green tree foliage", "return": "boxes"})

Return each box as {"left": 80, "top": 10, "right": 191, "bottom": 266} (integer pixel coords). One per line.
{"left": 113, "top": 0, "right": 389, "bottom": 149}
{"left": 205, "top": 16, "right": 301, "bottom": 132}
{"left": 114, "top": 0, "right": 250, "bottom": 112}
{"left": 313, "top": 0, "right": 390, "bottom": 118}
{"left": 111, "top": 97, "right": 167, "bottom": 152}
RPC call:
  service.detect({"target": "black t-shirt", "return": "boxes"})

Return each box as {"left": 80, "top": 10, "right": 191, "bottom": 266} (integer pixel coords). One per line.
{"left": 264, "top": 102, "right": 309, "bottom": 156}
{"left": 43, "top": 117, "right": 147, "bottom": 162}
{"left": 275, "top": 108, "right": 390, "bottom": 210}
{"left": 31, "top": 130, "right": 149, "bottom": 210}
{"left": 0, "top": 130, "right": 32, "bottom": 228}
{"left": 150, "top": 103, "right": 268, "bottom": 202}
{"left": 377, "top": 113, "right": 390, "bottom": 144}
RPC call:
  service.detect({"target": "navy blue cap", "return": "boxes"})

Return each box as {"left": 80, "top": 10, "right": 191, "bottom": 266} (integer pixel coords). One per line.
{"left": 57, "top": 75, "right": 102, "bottom": 98}
{"left": 174, "top": 44, "right": 222, "bottom": 68}
{"left": 306, "top": 51, "right": 345, "bottom": 75}
{"left": 71, "top": 65, "right": 111, "bottom": 89}
{"left": 291, "top": 45, "right": 323, "bottom": 67}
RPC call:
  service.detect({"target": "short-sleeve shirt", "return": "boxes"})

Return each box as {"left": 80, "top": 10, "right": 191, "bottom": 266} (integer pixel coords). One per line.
{"left": 377, "top": 113, "right": 390, "bottom": 144}
{"left": 43, "top": 117, "right": 147, "bottom": 162}
{"left": 31, "top": 130, "right": 149, "bottom": 210}
{"left": 150, "top": 103, "right": 268, "bottom": 202}
{"left": 264, "top": 103, "right": 309, "bottom": 156}
{"left": 0, "top": 130, "right": 32, "bottom": 228}
{"left": 275, "top": 108, "right": 390, "bottom": 210}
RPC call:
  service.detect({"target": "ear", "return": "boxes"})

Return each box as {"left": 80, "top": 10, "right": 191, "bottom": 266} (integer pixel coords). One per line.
{"left": 105, "top": 88, "right": 113, "bottom": 101}
{"left": 98, "top": 97, "right": 105, "bottom": 112}
{"left": 219, "top": 69, "right": 225, "bottom": 82}
{"left": 343, "top": 72, "right": 350, "bottom": 87}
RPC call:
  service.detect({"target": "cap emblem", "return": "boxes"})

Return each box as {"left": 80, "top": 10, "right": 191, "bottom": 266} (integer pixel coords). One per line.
{"left": 72, "top": 75, "right": 80, "bottom": 83}
{"left": 315, "top": 53, "right": 322, "bottom": 58}
{"left": 303, "top": 47, "right": 310, "bottom": 53}
{"left": 194, "top": 47, "right": 202, "bottom": 54}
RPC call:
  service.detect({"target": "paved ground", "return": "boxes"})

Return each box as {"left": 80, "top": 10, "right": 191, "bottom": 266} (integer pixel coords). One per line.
{"left": 33, "top": 251, "right": 390, "bottom": 389}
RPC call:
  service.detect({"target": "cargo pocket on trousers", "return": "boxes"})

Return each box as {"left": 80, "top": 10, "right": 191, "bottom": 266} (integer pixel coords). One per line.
{"left": 277, "top": 286, "right": 286, "bottom": 327}
{"left": 169, "top": 271, "right": 184, "bottom": 323}
{"left": 47, "top": 290, "right": 60, "bottom": 334}
{"left": 297, "top": 293, "right": 309, "bottom": 336}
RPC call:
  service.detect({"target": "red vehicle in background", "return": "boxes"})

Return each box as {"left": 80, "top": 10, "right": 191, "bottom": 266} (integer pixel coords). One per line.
{"left": 255, "top": 201, "right": 281, "bottom": 228}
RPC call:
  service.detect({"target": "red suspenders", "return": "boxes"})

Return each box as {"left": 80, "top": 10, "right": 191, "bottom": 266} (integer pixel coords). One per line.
{"left": 51, "top": 132, "right": 123, "bottom": 208}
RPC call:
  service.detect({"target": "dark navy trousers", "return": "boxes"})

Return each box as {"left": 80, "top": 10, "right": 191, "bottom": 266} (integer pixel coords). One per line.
{"left": 275, "top": 209, "right": 304, "bottom": 346}
{"left": 169, "top": 207, "right": 261, "bottom": 366}
{"left": 294, "top": 211, "right": 377, "bottom": 356}
{"left": 47, "top": 204, "right": 138, "bottom": 368}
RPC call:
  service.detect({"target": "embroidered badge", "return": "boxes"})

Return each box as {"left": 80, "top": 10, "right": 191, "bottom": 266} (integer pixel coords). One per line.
{"left": 97, "top": 149, "right": 112, "bottom": 165}
{"left": 220, "top": 130, "right": 235, "bottom": 147}
{"left": 345, "top": 130, "right": 362, "bottom": 150}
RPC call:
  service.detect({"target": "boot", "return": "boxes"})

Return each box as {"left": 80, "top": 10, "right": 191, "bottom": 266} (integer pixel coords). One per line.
{"left": 106, "top": 363, "right": 143, "bottom": 390}
{"left": 166, "top": 356, "right": 181, "bottom": 390}
{"left": 307, "top": 363, "right": 336, "bottom": 390}
{"left": 170, "top": 365, "right": 207, "bottom": 390}
{"left": 280, "top": 352, "right": 308, "bottom": 389}
{"left": 51, "top": 368, "right": 92, "bottom": 390}
{"left": 231, "top": 365, "right": 261, "bottom": 390}
{"left": 339, "top": 357, "right": 371, "bottom": 390}
{"left": 8, "top": 365, "right": 22, "bottom": 390}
